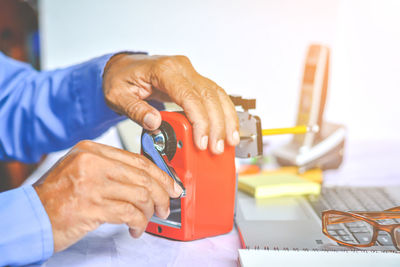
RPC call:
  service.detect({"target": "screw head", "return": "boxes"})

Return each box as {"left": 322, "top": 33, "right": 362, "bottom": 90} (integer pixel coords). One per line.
{"left": 152, "top": 132, "right": 166, "bottom": 153}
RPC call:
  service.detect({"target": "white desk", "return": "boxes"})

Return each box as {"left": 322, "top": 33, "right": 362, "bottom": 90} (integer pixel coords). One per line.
{"left": 37, "top": 224, "right": 240, "bottom": 267}
{"left": 25, "top": 129, "right": 400, "bottom": 266}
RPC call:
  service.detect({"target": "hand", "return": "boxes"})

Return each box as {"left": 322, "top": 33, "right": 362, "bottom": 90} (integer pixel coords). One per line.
{"left": 102, "top": 54, "right": 240, "bottom": 154}
{"left": 34, "top": 140, "right": 183, "bottom": 252}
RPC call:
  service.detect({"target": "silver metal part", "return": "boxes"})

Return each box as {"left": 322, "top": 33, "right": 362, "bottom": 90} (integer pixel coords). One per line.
{"left": 152, "top": 132, "right": 166, "bottom": 153}
{"left": 236, "top": 111, "right": 263, "bottom": 158}
{"left": 308, "top": 124, "right": 320, "bottom": 134}
{"left": 150, "top": 198, "right": 181, "bottom": 228}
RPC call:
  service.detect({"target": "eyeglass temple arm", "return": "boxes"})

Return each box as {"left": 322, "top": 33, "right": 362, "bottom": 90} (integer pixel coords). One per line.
{"left": 354, "top": 212, "right": 400, "bottom": 220}
{"left": 385, "top": 207, "right": 400, "bottom": 212}
{"left": 328, "top": 212, "right": 400, "bottom": 225}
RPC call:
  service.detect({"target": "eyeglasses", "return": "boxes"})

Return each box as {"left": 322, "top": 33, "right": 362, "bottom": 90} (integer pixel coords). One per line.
{"left": 322, "top": 206, "right": 400, "bottom": 250}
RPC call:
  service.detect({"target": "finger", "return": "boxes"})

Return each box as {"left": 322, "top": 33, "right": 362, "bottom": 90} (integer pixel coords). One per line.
{"left": 101, "top": 199, "right": 149, "bottom": 238}
{"left": 215, "top": 84, "right": 240, "bottom": 146}
{"left": 73, "top": 142, "right": 170, "bottom": 218}
{"left": 103, "top": 182, "right": 156, "bottom": 220}
{"left": 104, "top": 163, "right": 170, "bottom": 221}
{"left": 122, "top": 95, "right": 161, "bottom": 131}
{"left": 103, "top": 160, "right": 171, "bottom": 219}
{"left": 103, "top": 62, "right": 162, "bottom": 131}
{"left": 196, "top": 79, "right": 227, "bottom": 154}
{"left": 159, "top": 73, "right": 210, "bottom": 151}
{"left": 75, "top": 141, "right": 182, "bottom": 198}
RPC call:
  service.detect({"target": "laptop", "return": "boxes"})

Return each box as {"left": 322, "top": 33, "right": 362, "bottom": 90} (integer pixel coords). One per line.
{"left": 235, "top": 185, "right": 400, "bottom": 251}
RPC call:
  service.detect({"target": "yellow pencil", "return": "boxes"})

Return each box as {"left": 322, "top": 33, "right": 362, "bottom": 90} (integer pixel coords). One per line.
{"left": 262, "top": 125, "right": 319, "bottom": 136}
{"left": 240, "top": 125, "right": 319, "bottom": 141}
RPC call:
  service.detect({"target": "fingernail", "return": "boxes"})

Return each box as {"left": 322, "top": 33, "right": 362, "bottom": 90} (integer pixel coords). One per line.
{"left": 174, "top": 182, "right": 183, "bottom": 196}
{"left": 200, "top": 136, "right": 208, "bottom": 150}
{"left": 216, "top": 140, "right": 224, "bottom": 153}
{"left": 232, "top": 130, "right": 240, "bottom": 145}
{"left": 143, "top": 113, "right": 157, "bottom": 129}
{"left": 129, "top": 228, "right": 138, "bottom": 238}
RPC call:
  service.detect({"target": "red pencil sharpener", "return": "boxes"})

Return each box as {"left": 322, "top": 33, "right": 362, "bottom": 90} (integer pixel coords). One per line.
{"left": 141, "top": 111, "right": 236, "bottom": 241}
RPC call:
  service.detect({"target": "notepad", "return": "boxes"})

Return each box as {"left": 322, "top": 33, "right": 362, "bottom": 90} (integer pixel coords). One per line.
{"left": 238, "top": 173, "right": 320, "bottom": 199}
{"left": 259, "top": 166, "right": 324, "bottom": 183}
{"left": 238, "top": 249, "right": 400, "bottom": 267}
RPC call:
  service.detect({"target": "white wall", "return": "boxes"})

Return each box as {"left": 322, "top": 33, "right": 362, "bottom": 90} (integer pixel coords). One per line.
{"left": 39, "top": 0, "right": 400, "bottom": 142}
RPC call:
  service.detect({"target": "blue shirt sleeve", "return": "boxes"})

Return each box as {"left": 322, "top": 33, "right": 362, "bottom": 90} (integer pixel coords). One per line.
{"left": 0, "top": 52, "right": 126, "bottom": 266}
{"left": 0, "top": 52, "right": 124, "bottom": 163}
{"left": 0, "top": 186, "right": 53, "bottom": 266}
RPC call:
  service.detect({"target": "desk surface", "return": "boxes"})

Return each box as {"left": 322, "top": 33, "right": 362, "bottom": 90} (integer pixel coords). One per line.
{"left": 34, "top": 224, "right": 240, "bottom": 267}
{"left": 24, "top": 128, "right": 400, "bottom": 267}
{"left": 25, "top": 128, "right": 241, "bottom": 267}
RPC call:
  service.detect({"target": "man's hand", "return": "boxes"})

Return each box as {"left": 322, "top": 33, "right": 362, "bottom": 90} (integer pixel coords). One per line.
{"left": 103, "top": 54, "right": 239, "bottom": 154}
{"left": 34, "top": 140, "right": 183, "bottom": 252}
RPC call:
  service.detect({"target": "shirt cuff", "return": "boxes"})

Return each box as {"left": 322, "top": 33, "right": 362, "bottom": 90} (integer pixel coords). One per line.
{"left": 71, "top": 53, "right": 124, "bottom": 138}
{"left": 0, "top": 186, "right": 53, "bottom": 266}
{"left": 70, "top": 52, "right": 150, "bottom": 140}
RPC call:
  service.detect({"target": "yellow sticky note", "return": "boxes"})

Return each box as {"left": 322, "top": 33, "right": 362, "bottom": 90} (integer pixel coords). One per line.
{"left": 238, "top": 173, "right": 321, "bottom": 199}
{"left": 261, "top": 167, "right": 323, "bottom": 184}
{"left": 299, "top": 168, "right": 323, "bottom": 183}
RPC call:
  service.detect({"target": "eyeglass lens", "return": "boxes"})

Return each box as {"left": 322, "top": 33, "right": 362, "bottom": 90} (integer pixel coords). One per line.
{"left": 326, "top": 213, "right": 374, "bottom": 245}
{"left": 394, "top": 226, "right": 400, "bottom": 249}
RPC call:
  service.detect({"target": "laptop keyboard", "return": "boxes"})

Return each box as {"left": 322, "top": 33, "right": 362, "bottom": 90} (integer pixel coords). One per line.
{"left": 307, "top": 186, "right": 400, "bottom": 248}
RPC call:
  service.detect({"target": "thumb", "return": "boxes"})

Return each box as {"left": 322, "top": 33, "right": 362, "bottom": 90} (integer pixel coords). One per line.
{"left": 123, "top": 96, "right": 162, "bottom": 131}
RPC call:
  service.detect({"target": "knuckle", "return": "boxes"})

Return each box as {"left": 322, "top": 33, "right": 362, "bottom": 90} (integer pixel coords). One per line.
{"left": 212, "top": 125, "right": 226, "bottom": 138}
{"left": 125, "top": 101, "right": 144, "bottom": 119}
{"left": 209, "top": 120, "right": 225, "bottom": 136}
{"left": 75, "top": 150, "right": 95, "bottom": 164}
{"left": 160, "top": 191, "right": 170, "bottom": 207}
{"left": 76, "top": 140, "right": 94, "bottom": 150}
{"left": 136, "top": 213, "right": 149, "bottom": 229}
{"left": 138, "top": 170, "right": 152, "bottom": 187}
{"left": 73, "top": 152, "right": 105, "bottom": 182}
{"left": 136, "top": 187, "right": 151, "bottom": 203}
{"left": 135, "top": 154, "right": 150, "bottom": 169}
{"left": 215, "top": 86, "right": 227, "bottom": 96}
{"left": 175, "top": 55, "right": 190, "bottom": 64}
{"left": 120, "top": 205, "right": 137, "bottom": 224}
{"left": 200, "top": 88, "right": 216, "bottom": 100}
{"left": 157, "top": 56, "right": 177, "bottom": 68}
{"left": 160, "top": 172, "right": 172, "bottom": 188}
{"left": 181, "top": 88, "right": 200, "bottom": 100}
{"left": 124, "top": 203, "right": 135, "bottom": 214}
{"left": 193, "top": 120, "right": 209, "bottom": 133}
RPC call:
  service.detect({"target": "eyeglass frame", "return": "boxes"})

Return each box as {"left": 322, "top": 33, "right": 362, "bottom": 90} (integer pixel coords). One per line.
{"left": 321, "top": 206, "right": 400, "bottom": 250}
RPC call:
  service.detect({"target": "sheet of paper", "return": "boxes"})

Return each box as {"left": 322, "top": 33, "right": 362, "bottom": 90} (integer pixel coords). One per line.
{"left": 28, "top": 224, "right": 240, "bottom": 267}
{"left": 238, "top": 249, "right": 400, "bottom": 267}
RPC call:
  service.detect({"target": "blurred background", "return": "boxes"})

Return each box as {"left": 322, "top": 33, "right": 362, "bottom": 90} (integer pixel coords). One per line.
{"left": 1, "top": 0, "right": 400, "bottom": 190}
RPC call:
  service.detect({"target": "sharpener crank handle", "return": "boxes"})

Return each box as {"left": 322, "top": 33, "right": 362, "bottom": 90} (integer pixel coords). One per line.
{"left": 141, "top": 132, "right": 186, "bottom": 198}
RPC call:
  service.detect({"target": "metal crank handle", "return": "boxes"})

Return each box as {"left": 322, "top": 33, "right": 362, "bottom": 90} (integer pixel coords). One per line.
{"left": 141, "top": 132, "right": 186, "bottom": 198}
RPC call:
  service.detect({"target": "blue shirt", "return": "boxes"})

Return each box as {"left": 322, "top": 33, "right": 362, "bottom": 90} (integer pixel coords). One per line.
{"left": 0, "top": 52, "right": 123, "bottom": 266}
